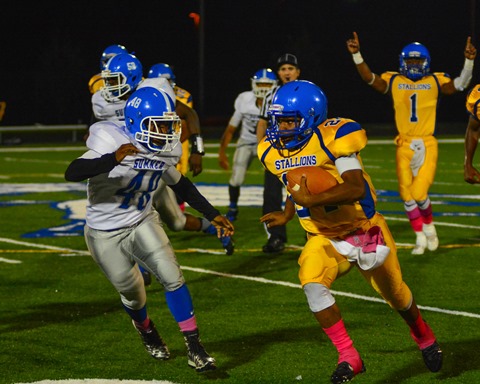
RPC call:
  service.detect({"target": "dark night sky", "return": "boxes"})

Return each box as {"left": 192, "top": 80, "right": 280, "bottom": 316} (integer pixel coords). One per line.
{"left": 0, "top": 0, "right": 478, "bottom": 129}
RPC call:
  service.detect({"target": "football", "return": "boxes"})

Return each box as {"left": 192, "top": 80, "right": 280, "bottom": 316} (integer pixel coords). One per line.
{"left": 286, "top": 166, "right": 338, "bottom": 194}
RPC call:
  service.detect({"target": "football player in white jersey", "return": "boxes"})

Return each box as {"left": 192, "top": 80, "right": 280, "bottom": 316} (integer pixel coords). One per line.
{"left": 91, "top": 53, "right": 234, "bottom": 259}
{"left": 218, "top": 68, "right": 277, "bottom": 221}
{"left": 65, "top": 86, "right": 234, "bottom": 372}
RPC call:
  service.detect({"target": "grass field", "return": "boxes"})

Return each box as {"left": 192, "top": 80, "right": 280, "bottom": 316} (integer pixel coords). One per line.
{"left": 1, "top": 137, "right": 479, "bottom": 384}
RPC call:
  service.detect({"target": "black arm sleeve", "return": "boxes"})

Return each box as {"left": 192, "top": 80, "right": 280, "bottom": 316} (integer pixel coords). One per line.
{"left": 64, "top": 152, "right": 118, "bottom": 182}
{"left": 169, "top": 175, "right": 220, "bottom": 221}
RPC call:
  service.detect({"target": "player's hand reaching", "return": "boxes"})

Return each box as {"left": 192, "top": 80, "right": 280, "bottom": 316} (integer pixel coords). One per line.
{"left": 210, "top": 215, "right": 234, "bottom": 237}
{"left": 260, "top": 211, "right": 290, "bottom": 229}
{"left": 115, "top": 143, "right": 140, "bottom": 162}
{"left": 346, "top": 31, "right": 361, "bottom": 54}
{"left": 464, "top": 36, "right": 477, "bottom": 60}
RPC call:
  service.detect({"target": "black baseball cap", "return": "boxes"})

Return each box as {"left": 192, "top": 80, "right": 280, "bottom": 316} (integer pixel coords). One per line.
{"left": 277, "top": 53, "right": 299, "bottom": 69}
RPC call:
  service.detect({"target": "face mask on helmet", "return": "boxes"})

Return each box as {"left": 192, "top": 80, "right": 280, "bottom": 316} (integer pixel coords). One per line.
{"left": 399, "top": 42, "right": 431, "bottom": 81}
{"left": 266, "top": 80, "right": 327, "bottom": 156}
{"left": 100, "top": 44, "right": 128, "bottom": 71}
{"left": 251, "top": 68, "right": 278, "bottom": 99}
{"left": 148, "top": 63, "right": 176, "bottom": 88}
{"left": 101, "top": 53, "right": 143, "bottom": 102}
{"left": 125, "top": 87, "right": 181, "bottom": 153}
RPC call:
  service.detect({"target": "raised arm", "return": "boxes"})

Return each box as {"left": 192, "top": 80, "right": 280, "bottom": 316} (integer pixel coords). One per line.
{"left": 442, "top": 36, "right": 477, "bottom": 95}
{"left": 346, "top": 31, "right": 388, "bottom": 94}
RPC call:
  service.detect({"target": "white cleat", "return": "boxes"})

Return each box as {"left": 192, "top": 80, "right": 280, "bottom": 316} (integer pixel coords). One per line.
{"left": 412, "top": 232, "right": 427, "bottom": 255}
{"left": 423, "top": 223, "right": 439, "bottom": 251}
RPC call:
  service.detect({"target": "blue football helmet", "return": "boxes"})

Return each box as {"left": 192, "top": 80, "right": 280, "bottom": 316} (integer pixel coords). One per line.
{"left": 267, "top": 80, "right": 327, "bottom": 154}
{"left": 399, "top": 42, "right": 431, "bottom": 81}
{"left": 251, "top": 68, "right": 278, "bottom": 98}
{"left": 100, "top": 44, "right": 128, "bottom": 71}
{"left": 147, "top": 63, "right": 176, "bottom": 88}
{"left": 101, "top": 53, "right": 143, "bottom": 102}
{"left": 125, "top": 86, "right": 181, "bottom": 153}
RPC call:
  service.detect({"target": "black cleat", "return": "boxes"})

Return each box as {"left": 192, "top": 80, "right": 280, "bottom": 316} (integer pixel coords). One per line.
{"left": 132, "top": 320, "right": 170, "bottom": 360}
{"left": 226, "top": 208, "right": 238, "bottom": 222}
{"left": 421, "top": 341, "right": 443, "bottom": 372}
{"left": 331, "top": 361, "right": 366, "bottom": 384}
{"left": 221, "top": 235, "right": 235, "bottom": 255}
{"left": 262, "top": 237, "right": 285, "bottom": 253}
{"left": 184, "top": 330, "right": 216, "bottom": 372}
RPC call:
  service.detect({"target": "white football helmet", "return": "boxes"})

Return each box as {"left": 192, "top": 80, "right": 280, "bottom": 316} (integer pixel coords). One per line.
{"left": 251, "top": 68, "right": 277, "bottom": 99}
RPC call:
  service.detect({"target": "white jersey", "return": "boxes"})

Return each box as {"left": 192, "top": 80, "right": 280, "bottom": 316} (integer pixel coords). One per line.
{"left": 91, "top": 91, "right": 125, "bottom": 121}
{"left": 82, "top": 121, "right": 182, "bottom": 230}
{"left": 228, "top": 90, "right": 260, "bottom": 144}
{"left": 91, "top": 77, "right": 176, "bottom": 122}
{"left": 138, "top": 77, "right": 176, "bottom": 104}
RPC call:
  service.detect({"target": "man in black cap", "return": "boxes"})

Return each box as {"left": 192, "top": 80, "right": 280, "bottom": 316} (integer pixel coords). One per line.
{"left": 256, "top": 53, "right": 301, "bottom": 253}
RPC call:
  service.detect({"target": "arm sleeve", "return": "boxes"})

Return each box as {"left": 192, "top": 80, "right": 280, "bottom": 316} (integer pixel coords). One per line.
{"left": 169, "top": 175, "right": 221, "bottom": 221}
{"left": 64, "top": 152, "right": 118, "bottom": 182}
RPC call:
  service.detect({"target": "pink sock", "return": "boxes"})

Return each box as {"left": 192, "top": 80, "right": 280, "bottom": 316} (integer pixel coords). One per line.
{"left": 419, "top": 203, "right": 433, "bottom": 224}
{"left": 178, "top": 316, "right": 197, "bottom": 332}
{"left": 323, "top": 319, "right": 363, "bottom": 374}
{"left": 133, "top": 318, "right": 151, "bottom": 331}
{"left": 406, "top": 207, "right": 423, "bottom": 232}
{"left": 409, "top": 313, "right": 436, "bottom": 349}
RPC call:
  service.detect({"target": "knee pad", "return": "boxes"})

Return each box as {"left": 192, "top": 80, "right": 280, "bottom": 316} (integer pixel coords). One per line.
{"left": 116, "top": 265, "right": 147, "bottom": 310}
{"left": 303, "top": 283, "right": 335, "bottom": 313}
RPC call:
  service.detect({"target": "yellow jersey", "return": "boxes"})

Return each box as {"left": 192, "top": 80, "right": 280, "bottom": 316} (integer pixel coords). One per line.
{"left": 258, "top": 118, "right": 378, "bottom": 238}
{"left": 88, "top": 73, "right": 104, "bottom": 95}
{"left": 175, "top": 86, "right": 193, "bottom": 108}
{"left": 466, "top": 83, "right": 480, "bottom": 120}
{"left": 381, "top": 72, "right": 452, "bottom": 137}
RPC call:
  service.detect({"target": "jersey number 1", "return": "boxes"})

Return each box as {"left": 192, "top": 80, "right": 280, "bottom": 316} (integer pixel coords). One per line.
{"left": 409, "top": 93, "right": 418, "bottom": 123}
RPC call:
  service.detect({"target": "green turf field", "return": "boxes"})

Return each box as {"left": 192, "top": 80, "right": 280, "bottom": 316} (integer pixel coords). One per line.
{"left": 1, "top": 138, "right": 479, "bottom": 384}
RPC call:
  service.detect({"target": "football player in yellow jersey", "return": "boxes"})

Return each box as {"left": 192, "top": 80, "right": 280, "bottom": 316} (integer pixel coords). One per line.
{"left": 258, "top": 80, "right": 442, "bottom": 383}
{"left": 464, "top": 84, "right": 480, "bottom": 184}
{"left": 346, "top": 32, "right": 477, "bottom": 255}
{"left": 147, "top": 63, "right": 194, "bottom": 176}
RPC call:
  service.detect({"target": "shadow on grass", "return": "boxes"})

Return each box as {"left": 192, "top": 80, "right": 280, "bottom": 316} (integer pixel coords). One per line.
{"left": 0, "top": 298, "right": 121, "bottom": 334}
{"left": 369, "top": 338, "right": 480, "bottom": 383}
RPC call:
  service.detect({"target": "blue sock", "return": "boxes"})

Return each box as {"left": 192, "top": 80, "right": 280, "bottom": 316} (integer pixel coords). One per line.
{"left": 203, "top": 224, "right": 217, "bottom": 236}
{"left": 123, "top": 304, "right": 147, "bottom": 323}
{"left": 165, "top": 284, "right": 194, "bottom": 322}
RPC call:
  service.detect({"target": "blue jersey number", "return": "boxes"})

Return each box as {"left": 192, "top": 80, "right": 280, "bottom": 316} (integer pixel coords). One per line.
{"left": 117, "top": 170, "right": 163, "bottom": 210}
